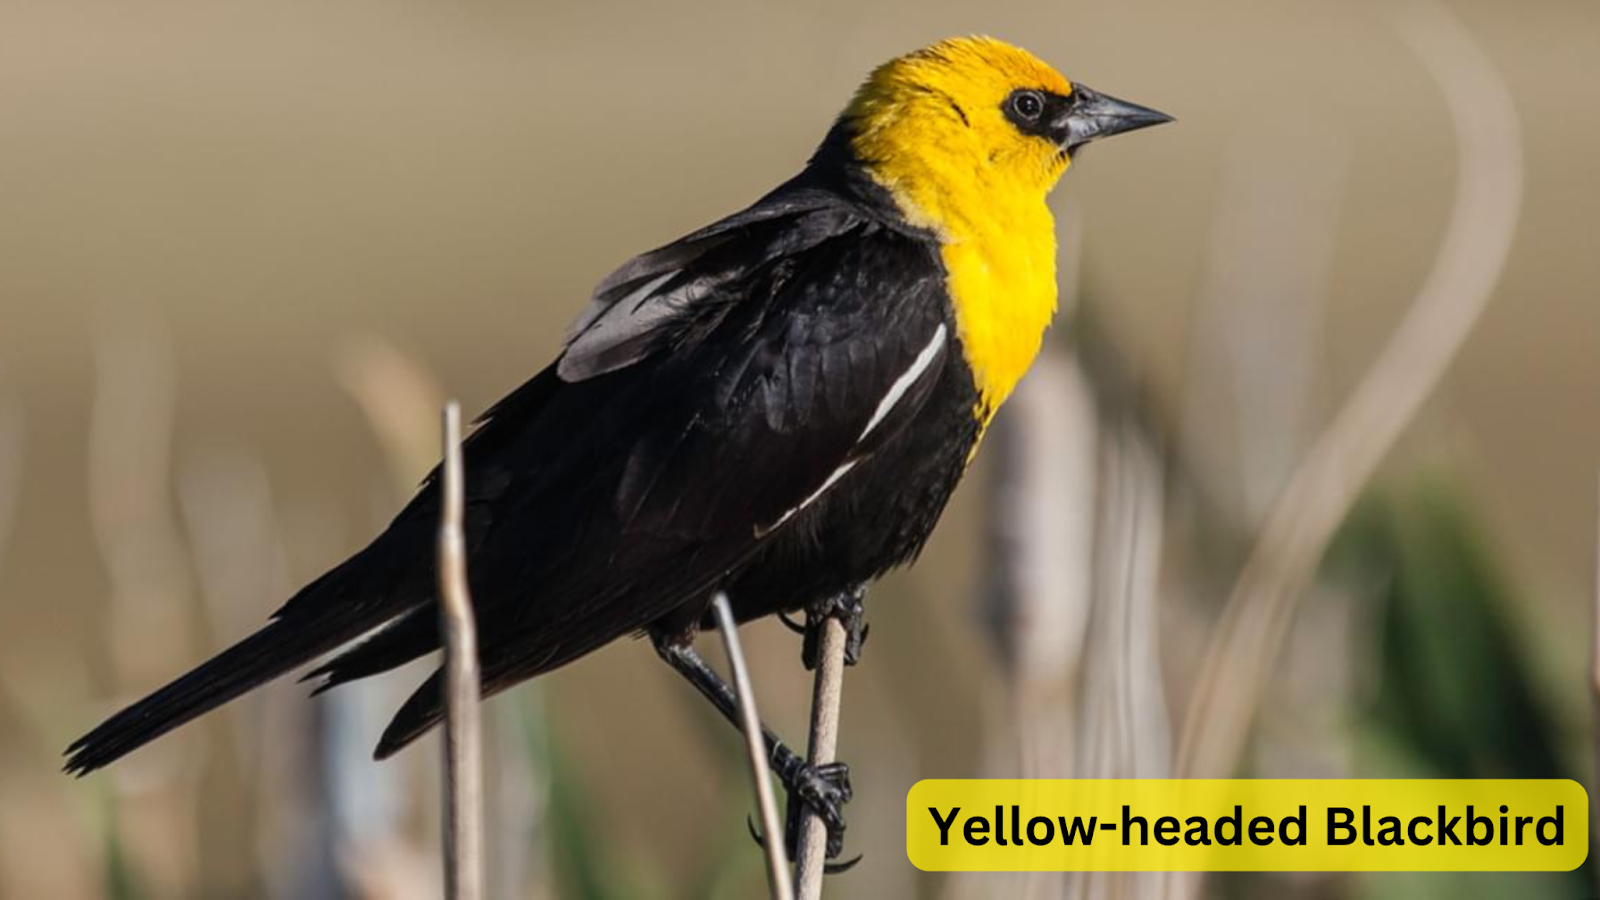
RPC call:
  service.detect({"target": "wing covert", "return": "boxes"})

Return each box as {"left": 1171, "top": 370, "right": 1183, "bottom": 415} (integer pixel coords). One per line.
{"left": 428, "top": 189, "right": 953, "bottom": 678}
{"left": 602, "top": 224, "right": 951, "bottom": 546}
{"left": 558, "top": 178, "right": 861, "bottom": 382}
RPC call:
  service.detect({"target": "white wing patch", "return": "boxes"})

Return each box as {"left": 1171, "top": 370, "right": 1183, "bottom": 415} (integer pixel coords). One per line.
{"left": 756, "top": 459, "right": 858, "bottom": 537}
{"left": 756, "top": 323, "right": 948, "bottom": 536}
{"left": 860, "top": 323, "right": 947, "bottom": 439}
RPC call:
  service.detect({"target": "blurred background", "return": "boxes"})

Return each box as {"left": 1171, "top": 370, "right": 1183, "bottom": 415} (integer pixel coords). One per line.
{"left": 1, "top": 0, "right": 1597, "bottom": 897}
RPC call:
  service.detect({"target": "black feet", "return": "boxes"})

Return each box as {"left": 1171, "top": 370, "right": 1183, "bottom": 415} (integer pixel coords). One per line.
{"left": 758, "top": 748, "right": 859, "bottom": 870}
{"left": 788, "top": 759, "right": 852, "bottom": 861}
{"left": 801, "top": 586, "right": 869, "bottom": 669}
{"left": 653, "top": 627, "right": 861, "bottom": 871}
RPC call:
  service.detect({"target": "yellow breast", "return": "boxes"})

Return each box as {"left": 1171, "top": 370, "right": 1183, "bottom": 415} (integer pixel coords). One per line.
{"left": 859, "top": 148, "right": 1060, "bottom": 427}
{"left": 936, "top": 202, "right": 1058, "bottom": 423}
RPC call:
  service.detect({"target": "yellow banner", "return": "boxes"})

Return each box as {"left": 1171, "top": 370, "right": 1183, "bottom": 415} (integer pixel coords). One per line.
{"left": 906, "top": 779, "right": 1587, "bottom": 871}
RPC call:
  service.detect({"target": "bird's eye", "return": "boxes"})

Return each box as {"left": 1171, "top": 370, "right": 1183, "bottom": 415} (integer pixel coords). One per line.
{"left": 1011, "top": 91, "right": 1044, "bottom": 120}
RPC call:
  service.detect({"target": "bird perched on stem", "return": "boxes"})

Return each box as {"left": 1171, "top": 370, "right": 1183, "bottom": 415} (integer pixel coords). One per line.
{"left": 66, "top": 35, "right": 1168, "bottom": 861}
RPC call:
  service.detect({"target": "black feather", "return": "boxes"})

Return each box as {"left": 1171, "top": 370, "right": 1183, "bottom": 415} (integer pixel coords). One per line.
{"left": 63, "top": 545, "right": 427, "bottom": 774}
{"left": 66, "top": 116, "right": 987, "bottom": 767}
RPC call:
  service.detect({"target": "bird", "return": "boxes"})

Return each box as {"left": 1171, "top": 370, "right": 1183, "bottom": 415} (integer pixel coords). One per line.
{"left": 65, "top": 35, "right": 1169, "bottom": 858}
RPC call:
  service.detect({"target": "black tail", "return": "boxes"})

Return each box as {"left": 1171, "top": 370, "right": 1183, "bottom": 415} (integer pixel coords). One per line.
{"left": 375, "top": 668, "right": 448, "bottom": 760}
{"left": 63, "top": 555, "right": 423, "bottom": 776}
{"left": 302, "top": 603, "right": 440, "bottom": 696}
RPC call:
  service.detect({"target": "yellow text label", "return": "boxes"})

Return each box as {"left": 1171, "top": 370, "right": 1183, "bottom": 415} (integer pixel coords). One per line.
{"left": 906, "top": 779, "right": 1587, "bottom": 871}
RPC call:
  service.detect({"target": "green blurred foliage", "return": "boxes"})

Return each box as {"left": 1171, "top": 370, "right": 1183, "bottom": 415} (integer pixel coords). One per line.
{"left": 1334, "top": 475, "right": 1590, "bottom": 900}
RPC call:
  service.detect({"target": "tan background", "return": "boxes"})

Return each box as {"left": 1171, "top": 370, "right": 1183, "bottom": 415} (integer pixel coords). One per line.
{"left": 1, "top": 0, "right": 1597, "bottom": 897}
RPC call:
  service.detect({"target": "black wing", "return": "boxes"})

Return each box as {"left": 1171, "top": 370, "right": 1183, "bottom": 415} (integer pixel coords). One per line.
{"left": 63, "top": 178, "right": 954, "bottom": 775}
{"left": 559, "top": 179, "right": 859, "bottom": 381}
{"left": 364, "top": 189, "right": 953, "bottom": 753}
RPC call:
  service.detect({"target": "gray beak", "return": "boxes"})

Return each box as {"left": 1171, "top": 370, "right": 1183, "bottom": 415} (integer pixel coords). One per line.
{"left": 1060, "top": 84, "right": 1173, "bottom": 150}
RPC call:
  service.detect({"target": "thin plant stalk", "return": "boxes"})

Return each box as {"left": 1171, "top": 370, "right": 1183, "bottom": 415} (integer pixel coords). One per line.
{"left": 438, "top": 401, "right": 485, "bottom": 900}
{"left": 793, "top": 615, "right": 847, "bottom": 900}
{"left": 1167, "top": 8, "right": 1521, "bottom": 894}
{"left": 710, "top": 593, "right": 794, "bottom": 900}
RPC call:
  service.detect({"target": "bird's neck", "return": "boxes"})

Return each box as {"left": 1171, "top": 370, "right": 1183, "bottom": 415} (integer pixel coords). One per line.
{"left": 866, "top": 162, "right": 1060, "bottom": 425}
{"left": 811, "top": 119, "right": 1061, "bottom": 428}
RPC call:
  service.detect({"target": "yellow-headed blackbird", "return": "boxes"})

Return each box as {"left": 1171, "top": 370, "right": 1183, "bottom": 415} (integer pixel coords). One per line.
{"left": 66, "top": 35, "right": 1168, "bottom": 856}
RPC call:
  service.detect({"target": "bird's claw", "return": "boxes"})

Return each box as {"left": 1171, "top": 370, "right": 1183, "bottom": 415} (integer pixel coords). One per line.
{"left": 747, "top": 816, "right": 861, "bottom": 874}
{"left": 824, "top": 854, "right": 863, "bottom": 874}
{"left": 778, "top": 611, "right": 807, "bottom": 636}
{"left": 745, "top": 760, "right": 857, "bottom": 868}
{"left": 802, "top": 586, "right": 869, "bottom": 669}
{"left": 784, "top": 760, "right": 854, "bottom": 862}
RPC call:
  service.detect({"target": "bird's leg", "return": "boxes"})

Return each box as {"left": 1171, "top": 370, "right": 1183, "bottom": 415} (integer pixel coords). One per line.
{"left": 801, "top": 584, "right": 869, "bottom": 670}
{"left": 651, "top": 634, "right": 854, "bottom": 863}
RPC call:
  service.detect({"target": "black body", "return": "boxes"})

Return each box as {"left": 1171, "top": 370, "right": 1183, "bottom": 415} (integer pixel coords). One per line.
{"left": 64, "top": 125, "right": 981, "bottom": 774}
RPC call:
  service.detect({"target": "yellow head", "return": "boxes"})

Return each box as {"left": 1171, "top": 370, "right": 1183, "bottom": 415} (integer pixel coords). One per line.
{"left": 828, "top": 37, "right": 1169, "bottom": 420}
{"left": 841, "top": 36, "right": 1169, "bottom": 236}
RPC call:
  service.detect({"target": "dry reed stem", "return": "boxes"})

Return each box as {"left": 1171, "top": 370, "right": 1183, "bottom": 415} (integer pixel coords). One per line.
{"left": 710, "top": 593, "right": 794, "bottom": 900}
{"left": 793, "top": 614, "right": 847, "bottom": 900}
{"left": 438, "top": 401, "right": 485, "bottom": 900}
{"left": 1174, "top": 0, "right": 1523, "bottom": 787}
